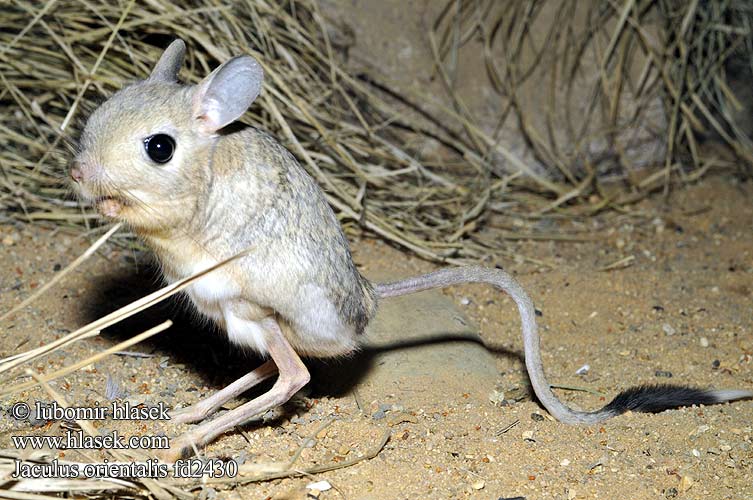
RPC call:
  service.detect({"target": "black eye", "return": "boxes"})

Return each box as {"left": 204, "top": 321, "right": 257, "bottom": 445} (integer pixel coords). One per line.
{"left": 144, "top": 134, "right": 175, "bottom": 164}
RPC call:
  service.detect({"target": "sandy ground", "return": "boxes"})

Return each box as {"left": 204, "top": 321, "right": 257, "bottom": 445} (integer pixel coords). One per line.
{"left": 0, "top": 175, "right": 751, "bottom": 500}
{"left": 1, "top": 2, "right": 752, "bottom": 499}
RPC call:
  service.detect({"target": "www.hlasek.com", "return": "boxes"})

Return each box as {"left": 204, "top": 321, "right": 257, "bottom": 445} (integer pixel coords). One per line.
{"left": 8, "top": 401, "right": 238, "bottom": 479}
{"left": 12, "top": 428, "right": 168, "bottom": 450}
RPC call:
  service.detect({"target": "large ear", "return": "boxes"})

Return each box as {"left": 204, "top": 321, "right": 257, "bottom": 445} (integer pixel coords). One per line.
{"left": 148, "top": 39, "right": 186, "bottom": 83}
{"left": 192, "top": 55, "right": 264, "bottom": 134}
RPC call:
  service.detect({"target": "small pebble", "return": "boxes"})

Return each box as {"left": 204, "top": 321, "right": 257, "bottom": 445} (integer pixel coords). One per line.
{"left": 471, "top": 480, "right": 485, "bottom": 490}
{"left": 575, "top": 364, "right": 590, "bottom": 375}
{"left": 307, "top": 480, "right": 332, "bottom": 492}
{"left": 372, "top": 405, "right": 389, "bottom": 420}
{"left": 699, "top": 337, "right": 709, "bottom": 347}
{"left": 694, "top": 425, "right": 710, "bottom": 435}
{"left": 655, "top": 370, "right": 673, "bottom": 378}
{"left": 386, "top": 411, "right": 417, "bottom": 427}
{"left": 560, "top": 459, "right": 570, "bottom": 466}
{"left": 197, "top": 487, "right": 217, "bottom": 500}
{"left": 662, "top": 323, "right": 675, "bottom": 336}
{"left": 530, "top": 413, "right": 544, "bottom": 422}
{"left": 678, "top": 476, "right": 694, "bottom": 493}
{"left": 28, "top": 409, "right": 47, "bottom": 427}
{"left": 235, "top": 450, "right": 248, "bottom": 465}
{"left": 460, "top": 297, "right": 471, "bottom": 305}
{"left": 489, "top": 389, "right": 505, "bottom": 406}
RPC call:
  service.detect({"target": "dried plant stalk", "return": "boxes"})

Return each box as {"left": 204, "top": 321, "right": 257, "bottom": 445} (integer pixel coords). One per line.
{"left": 1, "top": 0, "right": 750, "bottom": 265}
{"left": 1, "top": 0, "right": 496, "bottom": 263}
{"left": 430, "top": 0, "right": 752, "bottom": 207}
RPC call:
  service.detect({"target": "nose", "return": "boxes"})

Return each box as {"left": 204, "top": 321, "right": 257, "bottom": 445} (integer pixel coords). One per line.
{"left": 70, "top": 161, "right": 83, "bottom": 183}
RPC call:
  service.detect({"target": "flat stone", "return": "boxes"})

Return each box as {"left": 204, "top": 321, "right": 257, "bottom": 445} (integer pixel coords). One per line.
{"left": 312, "top": 281, "right": 499, "bottom": 409}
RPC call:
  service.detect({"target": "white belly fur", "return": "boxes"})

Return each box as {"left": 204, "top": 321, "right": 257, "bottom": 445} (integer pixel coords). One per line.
{"left": 186, "top": 260, "right": 238, "bottom": 302}
{"left": 224, "top": 309, "right": 268, "bottom": 352}
{"left": 171, "top": 258, "right": 358, "bottom": 357}
{"left": 183, "top": 259, "right": 239, "bottom": 324}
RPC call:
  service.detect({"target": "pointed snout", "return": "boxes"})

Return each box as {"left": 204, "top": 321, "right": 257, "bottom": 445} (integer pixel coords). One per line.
{"left": 69, "top": 158, "right": 100, "bottom": 184}
{"left": 69, "top": 160, "right": 83, "bottom": 183}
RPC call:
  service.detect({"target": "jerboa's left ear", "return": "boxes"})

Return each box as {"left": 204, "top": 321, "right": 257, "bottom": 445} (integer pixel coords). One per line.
{"left": 148, "top": 39, "right": 186, "bottom": 83}
{"left": 192, "top": 55, "right": 264, "bottom": 134}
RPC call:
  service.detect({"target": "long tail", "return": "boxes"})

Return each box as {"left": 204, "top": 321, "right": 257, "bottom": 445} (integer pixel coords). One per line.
{"left": 375, "top": 266, "right": 753, "bottom": 424}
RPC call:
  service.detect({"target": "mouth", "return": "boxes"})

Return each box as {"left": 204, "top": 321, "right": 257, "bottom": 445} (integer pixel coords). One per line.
{"left": 94, "top": 195, "right": 129, "bottom": 217}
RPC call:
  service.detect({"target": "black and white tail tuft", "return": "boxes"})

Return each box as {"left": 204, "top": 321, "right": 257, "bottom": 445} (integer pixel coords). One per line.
{"left": 598, "top": 384, "right": 753, "bottom": 419}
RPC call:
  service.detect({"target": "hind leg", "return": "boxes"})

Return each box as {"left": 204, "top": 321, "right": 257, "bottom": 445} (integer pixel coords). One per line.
{"left": 159, "top": 315, "right": 310, "bottom": 461}
{"left": 170, "top": 360, "right": 278, "bottom": 424}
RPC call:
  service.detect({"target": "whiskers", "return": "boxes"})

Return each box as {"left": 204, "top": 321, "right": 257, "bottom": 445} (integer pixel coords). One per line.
{"left": 80, "top": 171, "right": 251, "bottom": 313}
{"left": 97, "top": 171, "right": 226, "bottom": 264}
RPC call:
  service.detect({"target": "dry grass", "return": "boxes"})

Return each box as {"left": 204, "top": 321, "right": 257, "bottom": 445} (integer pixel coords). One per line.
{"left": 431, "top": 0, "right": 753, "bottom": 206}
{"left": 2, "top": 1, "right": 749, "bottom": 266}
{"left": 0, "top": 0, "right": 500, "bottom": 264}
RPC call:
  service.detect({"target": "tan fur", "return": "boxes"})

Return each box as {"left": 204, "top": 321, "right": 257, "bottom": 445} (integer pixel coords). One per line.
{"left": 73, "top": 49, "right": 376, "bottom": 359}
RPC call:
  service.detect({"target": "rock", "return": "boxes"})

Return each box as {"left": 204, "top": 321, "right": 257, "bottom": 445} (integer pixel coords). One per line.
{"left": 489, "top": 388, "right": 506, "bottom": 406}
{"left": 678, "top": 475, "right": 694, "bottom": 492}
{"left": 386, "top": 411, "right": 418, "bottom": 427}
{"left": 307, "top": 480, "right": 332, "bottom": 492}
{"left": 371, "top": 408, "right": 386, "bottom": 420}
{"left": 328, "top": 278, "right": 499, "bottom": 408}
